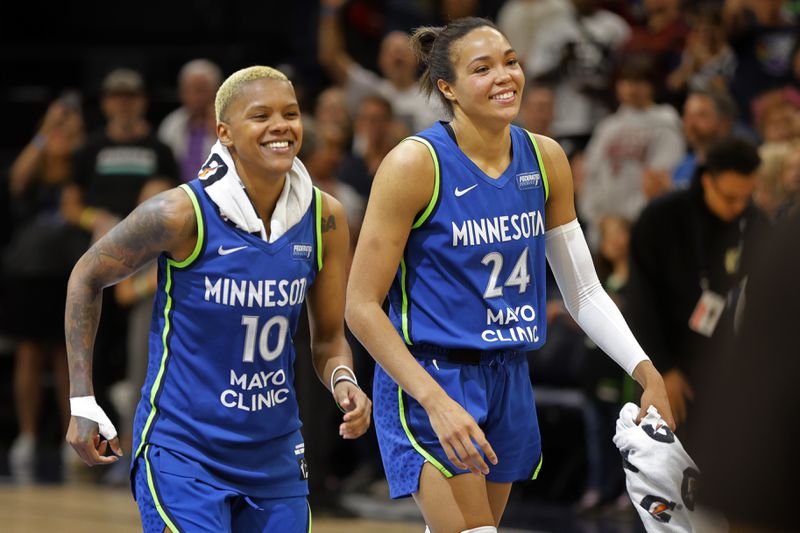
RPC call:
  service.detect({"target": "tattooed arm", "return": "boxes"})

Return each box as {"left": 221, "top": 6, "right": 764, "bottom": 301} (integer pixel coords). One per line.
{"left": 65, "top": 186, "right": 197, "bottom": 465}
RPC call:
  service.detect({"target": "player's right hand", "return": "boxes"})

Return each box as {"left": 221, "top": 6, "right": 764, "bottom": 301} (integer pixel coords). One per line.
{"left": 426, "top": 396, "right": 498, "bottom": 476}
{"left": 66, "top": 415, "right": 123, "bottom": 467}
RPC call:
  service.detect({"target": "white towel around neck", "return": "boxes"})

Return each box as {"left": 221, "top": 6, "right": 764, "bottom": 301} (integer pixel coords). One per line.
{"left": 197, "top": 140, "right": 313, "bottom": 242}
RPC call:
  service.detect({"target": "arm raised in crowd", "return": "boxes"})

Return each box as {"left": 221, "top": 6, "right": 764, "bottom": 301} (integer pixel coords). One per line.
{"left": 318, "top": 0, "right": 353, "bottom": 85}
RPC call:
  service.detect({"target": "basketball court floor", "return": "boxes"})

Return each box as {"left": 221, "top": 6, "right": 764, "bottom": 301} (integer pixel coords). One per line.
{"left": 0, "top": 481, "right": 647, "bottom": 532}
{"left": 0, "top": 483, "right": 554, "bottom": 533}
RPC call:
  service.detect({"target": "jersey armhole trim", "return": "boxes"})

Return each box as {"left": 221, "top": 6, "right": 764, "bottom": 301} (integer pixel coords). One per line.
{"left": 405, "top": 136, "right": 441, "bottom": 229}
{"left": 313, "top": 186, "right": 323, "bottom": 272}
{"left": 171, "top": 183, "right": 204, "bottom": 268}
{"left": 524, "top": 131, "right": 550, "bottom": 203}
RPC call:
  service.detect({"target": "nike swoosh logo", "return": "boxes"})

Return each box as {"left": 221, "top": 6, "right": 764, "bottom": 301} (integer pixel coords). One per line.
{"left": 454, "top": 184, "right": 478, "bottom": 197}
{"left": 218, "top": 245, "right": 248, "bottom": 256}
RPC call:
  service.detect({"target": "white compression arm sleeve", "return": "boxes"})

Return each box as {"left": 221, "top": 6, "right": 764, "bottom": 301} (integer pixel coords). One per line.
{"left": 545, "top": 219, "right": 649, "bottom": 376}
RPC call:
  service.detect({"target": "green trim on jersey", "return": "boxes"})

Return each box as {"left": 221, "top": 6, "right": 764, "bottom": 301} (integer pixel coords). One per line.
{"left": 144, "top": 445, "right": 181, "bottom": 532}
{"left": 531, "top": 453, "right": 543, "bottom": 480}
{"left": 307, "top": 500, "right": 313, "bottom": 532}
{"left": 406, "top": 136, "right": 441, "bottom": 228}
{"left": 175, "top": 184, "right": 204, "bottom": 266}
{"left": 398, "top": 387, "right": 453, "bottom": 478}
{"left": 134, "top": 184, "right": 204, "bottom": 460}
{"left": 524, "top": 131, "right": 550, "bottom": 202}
{"left": 399, "top": 257, "right": 412, "bottom": 345}
{"left": 397, "top": 136, "right": 442, "bottom": 346}
{"left": 314, "top": 187, "right": 323, "bottom": 272}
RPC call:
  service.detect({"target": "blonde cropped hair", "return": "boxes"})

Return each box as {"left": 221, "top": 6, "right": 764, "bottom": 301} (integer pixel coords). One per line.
{"left": 214, "top": 66, "right": 290, "bottom": 122}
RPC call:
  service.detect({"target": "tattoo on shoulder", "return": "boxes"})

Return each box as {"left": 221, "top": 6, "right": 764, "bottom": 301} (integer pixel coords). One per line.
{"left": 92, "top": 190, "right": 193, "bottom": 271}
{"left": 322, "top": 214, "right": 336, "bottom": 233}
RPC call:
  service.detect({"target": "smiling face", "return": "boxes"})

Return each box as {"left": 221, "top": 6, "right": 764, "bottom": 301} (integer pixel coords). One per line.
{"left": 436, "top": 26, "right": 524, "bottom": 128}
{"left": 217, "top": 78, "right": 302, "bottom": 180}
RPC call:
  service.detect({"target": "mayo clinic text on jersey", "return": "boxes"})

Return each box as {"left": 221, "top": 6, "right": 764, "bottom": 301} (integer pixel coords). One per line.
{"left": 220, "top": 369, "right": 291, "bottom": 412}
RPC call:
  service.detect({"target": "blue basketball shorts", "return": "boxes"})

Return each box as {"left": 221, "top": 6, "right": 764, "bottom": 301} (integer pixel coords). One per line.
{"left": 373, "top": 349, "right": 543, "bottom": 499}
{"left": 133, "top": 444, "right": 311, "bottom": 533}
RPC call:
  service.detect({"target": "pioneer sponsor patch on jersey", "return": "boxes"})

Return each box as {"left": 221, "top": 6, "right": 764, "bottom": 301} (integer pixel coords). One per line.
{"left": 292, "top": 243, "right": 313, "bottom": 261}
{"left": 516, "top": 172, "right": 542, "bottom": 190}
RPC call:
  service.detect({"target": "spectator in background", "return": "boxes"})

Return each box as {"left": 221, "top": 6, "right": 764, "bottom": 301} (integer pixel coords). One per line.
{"left": 755, "top": 139, "right": 793, "bottom": 218}
{"left": 666, "top": 4, "right": 737, "bottom": 100}
{"left": 672, "top": 88, "right": 737, "bottom": 188}
{"left": 318, "top": 0, "right": 443, "bottom": 133}
{"left": 62, "top": 67, "right": 179, "bottom": 232}
{"left": 313, "top": 86, "right": 353, "bottom": 143}
{"left": 622, "top": 0, "right": 689, "bottom": 104}
{"left": 579, "top": 55, "right": 685, "bottom": 247}
{"left": 496, "top": 0, "right": 571, "bottom": 70}
{"left": 516, "top": 82, "right": 556, "bottom": 139}
{"left": 157, "top": 59, "right": 222, "bottom": 183}
{"left": 774, "top": 140, "right": 800, "bottom": 219}
{"left": 337, "top": 94, "right": 407, "bottom": 199}
{"left": 526, "top": 0, "right": 631, "bottom": 157}
{"left": 723, "top": 0, "right": 799, "bottom": 130}
{"left": 752, "top": 87, "right": 800, "bottom": 143}
{"left": 3, "top": 94, "right": 87, "bottom": 483}
{"left": 625, "top": 136, "right": 770, "bottom": 457}
{"left": 755, "top": 139, "right": 800, "bottom": 220}
{"left": 299, "top": 119, "right": 365, "bottom": 252}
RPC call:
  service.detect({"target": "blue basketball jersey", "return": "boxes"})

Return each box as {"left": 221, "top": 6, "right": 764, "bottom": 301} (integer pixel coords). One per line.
{"left": 131, "top": 179, "right": 323, "bottom": 497}
{"left": 388, "top": 122, "right": 550, "bottom": 352}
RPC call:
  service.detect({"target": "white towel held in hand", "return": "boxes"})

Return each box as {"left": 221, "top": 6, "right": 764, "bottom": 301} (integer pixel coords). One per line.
{"left": 613, "top": 403, "right": 728, "bottom": 532}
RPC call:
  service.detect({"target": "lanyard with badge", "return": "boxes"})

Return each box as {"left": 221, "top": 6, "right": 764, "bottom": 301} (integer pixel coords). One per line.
{"left": 687, "top": 216, "right": 747, "bottom": 337}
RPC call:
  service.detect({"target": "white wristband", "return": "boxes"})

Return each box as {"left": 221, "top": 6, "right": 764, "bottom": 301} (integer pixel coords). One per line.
{"left": 329, "top": 365, "right": 358, "bottom": 394}
{"left": 333, "top": 375, "right": 359, "bottom": 389}
{"left": 70, "top": 395, "right": 118, "bottom": 440}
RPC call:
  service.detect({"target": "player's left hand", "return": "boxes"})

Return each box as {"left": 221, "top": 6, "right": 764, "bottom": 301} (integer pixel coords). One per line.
{"left": 633, "top": 360, "right": 676, "bottom": 431}
{"left": 639, "top": 379, "right": 676, "bottom": 431}
{"left": 333, "top": 382, "right": 372, "bottom": 439}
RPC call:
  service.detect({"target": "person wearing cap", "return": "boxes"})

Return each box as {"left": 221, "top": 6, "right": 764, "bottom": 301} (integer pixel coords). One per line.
{"left": 63, "top": 67, "right": 179, "bottom": 232}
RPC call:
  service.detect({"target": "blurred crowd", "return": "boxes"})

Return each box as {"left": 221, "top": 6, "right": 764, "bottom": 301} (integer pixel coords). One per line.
{"left": 1, "top": 0, "right": 798, "bottom": 525}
